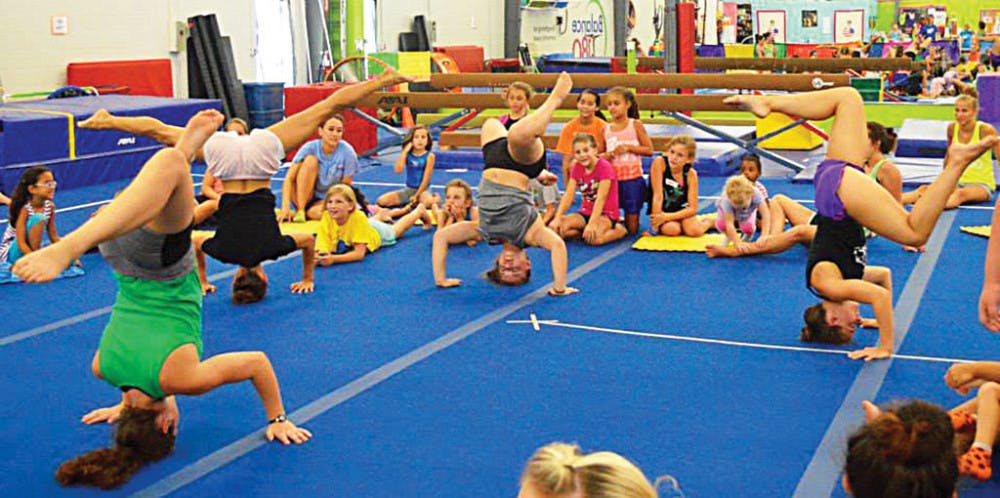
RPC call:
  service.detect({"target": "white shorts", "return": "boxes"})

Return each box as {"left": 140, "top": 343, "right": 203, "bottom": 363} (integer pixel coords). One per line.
{"left": 203, "top": 129, "right": 284, "bottom": 180}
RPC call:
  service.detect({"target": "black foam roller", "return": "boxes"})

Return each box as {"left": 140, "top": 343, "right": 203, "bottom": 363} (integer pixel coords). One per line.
{"left": 413, "top": 15, "right": 430, "bottom": 51}
{"left": 398, "top": 32, "right": 419, "bottom": 52}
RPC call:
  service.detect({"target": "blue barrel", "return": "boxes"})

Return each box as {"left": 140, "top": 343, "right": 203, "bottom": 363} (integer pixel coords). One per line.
{"left": 243, "top": 82, "right": 284, "bottom": 129}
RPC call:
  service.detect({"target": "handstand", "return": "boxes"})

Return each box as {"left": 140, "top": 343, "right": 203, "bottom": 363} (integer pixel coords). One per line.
{"left": 13, "top": 110, "right": 311, "bottom": 490}
{"left": 432, "top": 73, "right": 578, "bottom": 296}
{"left": 726, "top": 88, "right": 997, "bottom": 360}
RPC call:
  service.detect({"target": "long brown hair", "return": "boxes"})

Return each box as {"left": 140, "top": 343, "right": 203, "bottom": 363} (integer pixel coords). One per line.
{"left": 801, "top": 303, "right": 853, "bottom": 344}
{"left": 56, "top": 408, "right": 175, "bottom": 489}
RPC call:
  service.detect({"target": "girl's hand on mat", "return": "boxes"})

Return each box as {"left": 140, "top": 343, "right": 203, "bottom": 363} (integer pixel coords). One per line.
{"left": 735, "top": 242, "right": 752, "bottom": 254}
{"left": 437, "top": 278, "right": 462, "bottom": 288}
{"left": 290, "top": 280, "right": 314, "bottom": 294}
{"left": 201, "top": 282, "right": 217, "bottom": 295}
{"left": 847, "top": 346, "right": 891, "bottom": 361}
{"left": 979, "top": 284, "right": 1000, "bottom": 332}
{"left": 267, "top": 420, "right": 313, "bottom": 445}
{"left": 277, "top": 207, "right": 294, "bottom": 223}
{"left": 156, "top": 398, "right": 180, "bottom": 435}
{"left": 548, "top": 287, "right": 579, "bottom": 297}
{"left": 860, "top": 318, "right": 879, "bottom": 329}
{"left": 81, "top": 402, "right": 124, "bottom": 425}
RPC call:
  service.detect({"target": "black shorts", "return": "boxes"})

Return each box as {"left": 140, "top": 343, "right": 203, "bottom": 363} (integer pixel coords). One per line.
{"left": 579, "top": 212, "right": 618, "bottom": 229}
{"left": 202, "top": 189, "right": 298, "bottom": 268}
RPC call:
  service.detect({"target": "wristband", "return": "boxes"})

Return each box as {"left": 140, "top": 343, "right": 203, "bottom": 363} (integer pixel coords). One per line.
{"left": 268, "top": 414, "right": 288, "bottom": 424}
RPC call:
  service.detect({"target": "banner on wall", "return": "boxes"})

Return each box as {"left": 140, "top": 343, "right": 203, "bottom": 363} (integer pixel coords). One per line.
{"left": 983, "top": 10, "right": 1000, "bottom": 35}
{"left": 834, "top": 10, "right": 864, "bottom": 44}
{"left": 520, "top": 0, "right": 613, "bottom": 57}
{"left": 756, "top": 10, "right": 786, "bottom": 44}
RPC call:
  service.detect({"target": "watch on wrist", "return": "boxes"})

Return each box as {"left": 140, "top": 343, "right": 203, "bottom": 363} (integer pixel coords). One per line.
{"left": 268, "top": 414, "right": 287, "bottom": 424}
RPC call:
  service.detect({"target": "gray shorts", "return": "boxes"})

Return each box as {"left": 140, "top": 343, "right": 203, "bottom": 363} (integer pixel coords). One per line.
{"left": 99, "top": 225, "right": 194, "bottom": 281}
{"left": 477, "top": 179, "right": 537, "bottom": 247}
{"left": 395, "top": 187, "right": 419, "bottom": 205}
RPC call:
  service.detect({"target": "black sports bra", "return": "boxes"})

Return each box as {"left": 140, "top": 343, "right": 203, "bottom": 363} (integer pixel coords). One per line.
{"left": 482, "top": 138, "right": 547, "bottom": 179}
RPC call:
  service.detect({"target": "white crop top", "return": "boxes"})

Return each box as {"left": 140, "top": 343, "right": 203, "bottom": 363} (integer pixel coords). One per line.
{"left": 203, "top": 129, "right": 284, "bottom": 180}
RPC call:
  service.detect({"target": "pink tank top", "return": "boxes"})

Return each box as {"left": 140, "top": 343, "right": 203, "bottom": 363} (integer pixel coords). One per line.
{"left": 604, "top": 119, "right": 643, "bottom": 181}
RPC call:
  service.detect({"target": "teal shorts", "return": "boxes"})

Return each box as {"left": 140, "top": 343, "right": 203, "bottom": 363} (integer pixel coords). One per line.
{"left": 368, "top": 219, "right": 397, "bottom": 247}
{"left": 7, "top": 213, "right": 47, "bottom": 263}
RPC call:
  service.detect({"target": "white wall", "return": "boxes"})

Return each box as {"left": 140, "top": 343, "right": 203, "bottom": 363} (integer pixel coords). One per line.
{"left": 0, "top": 0, "right": 256, "bottom": 97}
{"left": 376, "top": 0, "right": 504, "bottom": 59}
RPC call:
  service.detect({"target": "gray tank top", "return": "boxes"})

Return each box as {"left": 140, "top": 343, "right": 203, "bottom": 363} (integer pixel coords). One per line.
{"left": 99, "top": 225, "right": 194, "bottom": 281}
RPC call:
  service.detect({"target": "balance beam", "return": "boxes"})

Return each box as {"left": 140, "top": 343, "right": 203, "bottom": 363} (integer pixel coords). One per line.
{"left": 439, "top": 132, "right": 685, "bottom": 151}
{"left": 614, "top": 56, "right": 921, "bottom": 72}
{"left": 429, "top": 73, "right": 850, "bottom": 91}
{"left": 359, "top": 93, "right": 738, "bottom": 111}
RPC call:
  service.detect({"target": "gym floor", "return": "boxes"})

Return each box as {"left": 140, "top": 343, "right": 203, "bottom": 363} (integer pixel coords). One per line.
{"left": 2, "top": 152, "right": 999, "bottom": 497}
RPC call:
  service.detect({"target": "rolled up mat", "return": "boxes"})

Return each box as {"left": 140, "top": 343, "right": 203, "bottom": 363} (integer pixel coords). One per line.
{"left": 399, "top": 32, "right": 420, "bottom": 52}
{"left": 413, "top": 15, "right": 431, "bottom": 51}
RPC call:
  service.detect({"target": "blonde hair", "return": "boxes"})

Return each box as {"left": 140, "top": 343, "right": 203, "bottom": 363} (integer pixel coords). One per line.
{"left": 504, "top": 81, "right": 535, "bottom": 101}
{"left": 956, "top": 93, "right": 979, "bottom": 112}
{"left": 724, "top": 175, "right": 755, "bottom": 208}
{"left": 323, "top": 184, "right": 357, "bottom": 213}
{"left": 665, "top": 135, "right": 696, "bottom": 158}
{"left": 522, "top": 443, "right": 657, "bottom": 498}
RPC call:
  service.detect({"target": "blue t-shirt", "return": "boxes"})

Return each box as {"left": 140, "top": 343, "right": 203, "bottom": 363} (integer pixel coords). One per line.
{"left": 292, "top": 139, "right": 359, "bottom": 199}
{"left": 920, "top": 24, "right": 938, "bottom": 41}
{"left": 404, "top": 151, "right": 430, "bottom": 189}
{"left": 959, "top": 30, "right": 973, "bottom": 50}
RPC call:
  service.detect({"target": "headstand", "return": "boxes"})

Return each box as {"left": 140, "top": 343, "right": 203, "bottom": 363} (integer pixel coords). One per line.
{"left": 12, "top": 111, "right": 311, "bottom": 490}
{"left": 432, "top": 73, "right": 577, "bottom": 295}
{"left": 726, "top": 88, "right": 997, "bottom": 360}
{"left": 79, "top": 70, "right": 412, "bottom": 302}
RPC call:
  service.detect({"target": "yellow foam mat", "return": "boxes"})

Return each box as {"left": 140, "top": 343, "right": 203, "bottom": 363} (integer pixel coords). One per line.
{"left": 632, "top": 234, "right": 726, "bottom": 252}
{"left": 960, "top": 225, "right": 992, "bottom": 238}
{"left": 192, "top": 220, "right": 321, "bottom": 239}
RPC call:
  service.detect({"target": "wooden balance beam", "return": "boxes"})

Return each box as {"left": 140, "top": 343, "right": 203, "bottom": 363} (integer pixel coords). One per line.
{"left": 429, "top": 73, "right": 850, "bottom": 91}
{"left": 613, "top": 56, "right": 921, "bottom": 72}
{"left": 438, "top": 132, "right": 684, "bottom": 151}
{"left": 358, "top": 93, "right": 739, "bottom": 111}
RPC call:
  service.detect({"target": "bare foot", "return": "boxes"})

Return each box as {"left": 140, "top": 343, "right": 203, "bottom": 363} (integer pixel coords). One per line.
{"left": 550, "top": 72, "right": 573, "bottom": 101}
{"left": 722, "top": 95, "right": 771, "bottom": 118}
{"left": 11, "top": 241, "right": 80, "bottom": 283}
{"left": 946, "top": 136, "right": 1000, "bottom": 170}
{"left": 78, "top": 109, "right": 113, "bottom": 129}
{"left": 176, "top": 109, "right": 225, "bottom": 159}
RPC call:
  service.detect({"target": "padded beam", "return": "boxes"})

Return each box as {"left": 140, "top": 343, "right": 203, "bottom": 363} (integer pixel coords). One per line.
{"left": 615, "top": 56, "right": 921, "bottom": 72}
{"left": 359, "top": 92, "right": 736, "bottom": 111}
{"left": 440, "top": 132, "right": 688, "bottom": 150}
{"left": 430, "top": 73, "right": 850, "bottom": 91}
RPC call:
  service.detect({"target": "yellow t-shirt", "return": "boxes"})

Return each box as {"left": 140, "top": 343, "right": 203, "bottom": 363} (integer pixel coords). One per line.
{"left": 316, "top": 210, "right": 382, "bottom": 253}
{"left": 555, "top": 116, "right": 607, "bottom": 155}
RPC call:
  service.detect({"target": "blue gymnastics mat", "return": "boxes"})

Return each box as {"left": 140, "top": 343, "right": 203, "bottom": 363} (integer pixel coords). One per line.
{"left": 0, "top": 95, "right": 220, "bottom": 191}
{"left": 895, "top": 118, "right": 949, "bottom": 159}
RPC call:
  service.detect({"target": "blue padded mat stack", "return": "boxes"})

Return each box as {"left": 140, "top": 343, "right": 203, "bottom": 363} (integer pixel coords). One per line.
{"left": 0, "top": 95, "right": 220, "bottom": 191}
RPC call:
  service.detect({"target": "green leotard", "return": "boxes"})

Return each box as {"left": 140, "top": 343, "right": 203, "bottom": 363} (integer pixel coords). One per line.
{"left": 97, "top": 271, "right": 203, "bottom": 399}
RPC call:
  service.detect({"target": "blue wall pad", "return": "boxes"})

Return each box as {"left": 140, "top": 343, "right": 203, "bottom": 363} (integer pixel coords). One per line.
{"left": 0, "top": 95, "right": 220, "bottom": 190}
{"left": 895, "top": 118, "right": 948, "bottom": 159}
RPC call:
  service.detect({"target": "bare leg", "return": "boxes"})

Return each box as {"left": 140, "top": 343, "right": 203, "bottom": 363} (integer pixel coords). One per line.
{"left": 506, "top": 72, "right": 573, "bottom": 165}
{"left": 959, "top": 382, "right": 1000, "bottom": 481}
{"left": 392, "top": 204, "right": 426, "bottom": 238}
{"left": 948, "top": 185, "right": 992, "bottom": 209}
{"left": 725, "top": 88, "right": 868, "bottom": 166}
{"left": 659, "top": 221, "right": 682, "bottom": 236}
{"left": 680, "top": 215, "right": 707, "bottom": 236}
{"left": 26, "top": 221, "right": 45, "bottom": 251}
{"left": 295, "top": 156, "right": 320, "bottom": 214}
{"left": 842, "top": 138, "right": 998, "bottom": 246}
{"left": 707, "top": 224, "right": 814, "bottom": 258}
{"left": 771, "top": 194, "right": 815, "bottom": 228}
{"left": 12, "top": 110, "right": 224, "bottom": 282}
{"left": 624, "top": 213, "right": 640, "bottom": 235}
{"left": 593, "top": 220, "right": 628, "bottom": 245}
{"left": 268, "top": 69, "right": 414, "bottom": 154}
{"left": 78, "top": 109, "right": 184, "bottom": 146}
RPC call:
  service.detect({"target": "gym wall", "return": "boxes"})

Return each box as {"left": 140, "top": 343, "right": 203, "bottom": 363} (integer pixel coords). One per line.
{"left": 375, "top": 0, "right": 504, "bottom": 58}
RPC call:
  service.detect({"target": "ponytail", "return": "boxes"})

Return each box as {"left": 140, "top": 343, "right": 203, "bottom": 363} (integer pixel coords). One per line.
{"left": 867, "top": 122, "right": 898, "bottom": 155}
{"left": 56, "top": 408, "right": 174, "bottom": 489}
{"left": 522, "top": 442, "right": 658, "bottom": 498}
